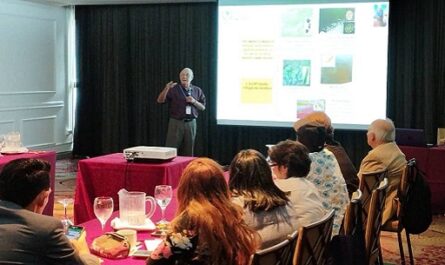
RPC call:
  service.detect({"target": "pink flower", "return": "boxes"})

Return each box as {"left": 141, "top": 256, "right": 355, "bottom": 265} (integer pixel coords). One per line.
{"left": 162, "top": 244, "right": 173, "bottom": 258}
{"left": 150, "top": 242, "right": 173, "bottom": 260}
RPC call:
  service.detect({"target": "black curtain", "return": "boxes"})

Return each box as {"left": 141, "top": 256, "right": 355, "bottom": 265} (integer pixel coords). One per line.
{"left": 74, "top": 3, "right": 217, "bottom": 158}
{"left": 387, "top": 0, "right": 445, "bottom": 138}
{"left": 74, "top": 0, "right": 445, "bottom": 167}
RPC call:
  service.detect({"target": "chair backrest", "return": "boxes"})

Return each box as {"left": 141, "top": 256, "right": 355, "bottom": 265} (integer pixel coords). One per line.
{"left": 390, "top": 159, "right": 416, "bottom": 222}
{"left": 250, "top": 230, "right": 298, "bottom": 265}
{"left": 364, "top": 178, "right": 388, "bottom": 264}
{"left": 399, "top": 158, "right": 416, "bottom": 199}
{"left": 359, "top": 168, "right": 387, "bottom": 227}
{"left": 342, "top": 189, "right": 363, "bottom": 235}
{"left": 293, "top": 210, "right": 335, "bottom": 265}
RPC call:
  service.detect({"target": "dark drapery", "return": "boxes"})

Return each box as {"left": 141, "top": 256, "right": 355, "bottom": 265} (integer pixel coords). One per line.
{"left": 74, "top": 3, "right": 217, "bottom": 157}
{"left": 74, "top": 0, "right": 445, "bottom": 166}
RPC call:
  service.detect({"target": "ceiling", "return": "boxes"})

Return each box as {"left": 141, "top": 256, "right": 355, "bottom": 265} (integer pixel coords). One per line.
{"left": 23, "top": 0, "right": 214, "bottom": 6}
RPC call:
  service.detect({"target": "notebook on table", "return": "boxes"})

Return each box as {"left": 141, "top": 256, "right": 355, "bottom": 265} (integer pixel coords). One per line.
{"left": 395, "top": 128, "right": 427, "bottom": 147}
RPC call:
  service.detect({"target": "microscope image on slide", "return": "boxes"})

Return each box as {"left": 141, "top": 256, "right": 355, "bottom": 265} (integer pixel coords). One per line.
{"left": 283, "top": 60, "right": 311, "bottom": 86}
{"left": 319, "top": 8, "right": 355, "bottom": 35}
{"left": 320, "top": 54, "right": 353, "bottom": 84}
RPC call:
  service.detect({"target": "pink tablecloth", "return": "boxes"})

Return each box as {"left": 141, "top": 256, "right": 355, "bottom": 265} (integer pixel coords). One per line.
{"left": 81, "top": 190, "right": 178, "bottom": 265}
{"left": 74, "top": 154, "right": 195, "bottom": 224}
{"left": 0, "top": 151, "right": 56, "bottom": 216}
{"left": 399, "top": 145, "right": 445, "bottom": 214}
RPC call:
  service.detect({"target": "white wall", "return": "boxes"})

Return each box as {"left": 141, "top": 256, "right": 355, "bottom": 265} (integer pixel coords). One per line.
{"left": 0, "top": 0, "right": 71, "bottom": 153}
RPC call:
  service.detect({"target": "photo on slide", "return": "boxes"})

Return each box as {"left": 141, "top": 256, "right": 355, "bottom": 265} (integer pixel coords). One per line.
{"left": 283, "top": 60, "right": 311, "bottom": 86}
{"left": 281, "top": 8, "right": 313, "bottom": 37}
{"left": 296, "top": 99, "right": 326, "bottom": 119}
{"left": 373, "top": 4, "right": 388, "bottom": 27}
{"left": 319, "top": 8, "right": 355, "bottom": 34}
{"left": 320, "top": 54, "right": 353, "bottom": 84}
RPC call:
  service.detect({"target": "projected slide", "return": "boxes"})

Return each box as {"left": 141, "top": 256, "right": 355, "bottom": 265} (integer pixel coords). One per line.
{"left": 217, "top": 0, "right": 389, "bottom": 129}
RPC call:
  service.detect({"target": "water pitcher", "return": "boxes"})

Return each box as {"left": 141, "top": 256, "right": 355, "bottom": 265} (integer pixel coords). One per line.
{"left": 118, "top": 189, "right": 156, "bottom": 226}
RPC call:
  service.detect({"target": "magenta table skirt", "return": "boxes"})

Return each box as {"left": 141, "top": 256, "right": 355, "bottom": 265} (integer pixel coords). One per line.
{"left": 399, "top": 145, "right": 445, "bottom": 214}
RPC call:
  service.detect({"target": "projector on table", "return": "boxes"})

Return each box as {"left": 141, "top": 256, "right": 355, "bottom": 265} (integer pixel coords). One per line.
{"left": 123, "top": 146, "right": 177, "bottom": 162}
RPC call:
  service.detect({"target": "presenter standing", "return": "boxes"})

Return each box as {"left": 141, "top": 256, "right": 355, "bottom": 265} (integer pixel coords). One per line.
{"left": 157, "top": 68, "right": 206, "bottom": 156}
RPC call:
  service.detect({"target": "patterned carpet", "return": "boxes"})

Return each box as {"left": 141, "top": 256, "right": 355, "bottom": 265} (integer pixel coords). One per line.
{"left": 53, "top": 159, "right": 77, "bottom": 221}
{"left": 53, "top": 159, "right": 445, "bottom": 264}
{"left": 380, "top": 215, "right": 445, "bottom": 265}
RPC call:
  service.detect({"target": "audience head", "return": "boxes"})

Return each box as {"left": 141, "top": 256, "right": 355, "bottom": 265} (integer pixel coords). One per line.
{"left": 294, "top": 111, "right": 333, "bottom": 135}
{"left": 229, "top": 149, "right": 289, "bottom": 211}
{"left": 176, "top": 157, "right": 228, "bottom": 211}
{"left": 269, "top": 140, "right": 311, "bottom": 179}
{"left": 367, "top": 118, "right": 396, "bottom": 148}
{"left": 296, "top": 123, "right": 327, "bottom": 152}
{"left": 179, "top": 67, "right": 194, "bottom": 88}
{"left": 174, "top": 157, "right": 258, "bottom": 265}
{"left": 0, "top": 158, "right": 51, "bottom": 213}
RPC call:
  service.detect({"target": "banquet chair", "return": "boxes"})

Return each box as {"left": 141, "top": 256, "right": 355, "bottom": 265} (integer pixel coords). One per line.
{"left": 293, "top": 209, "right": 335, "bottom": 265}
{"left": 342, "top": 189, "right": 363, "bottom": 235}
{"left": 364, "top": 178, "right": 388, "bottom": 265}
{"left": 359, "top": 168, "right": 388, "bottom": 227}
{"left": 332, "top": 189, "right": 366, "bottom": 265}
{"left": 380, "top": 159, "right": 416, "bottom": 265}
{"left": 250, "top": 230, "right": 298, "bottom": 265}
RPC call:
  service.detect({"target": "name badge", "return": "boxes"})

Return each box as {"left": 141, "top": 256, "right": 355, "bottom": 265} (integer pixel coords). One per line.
{"left": 185, "top": 105, "right": 192, "bottom": 115}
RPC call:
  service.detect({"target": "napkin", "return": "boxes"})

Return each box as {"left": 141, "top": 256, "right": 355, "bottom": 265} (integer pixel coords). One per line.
{"left": 110, "top": 217, "right": 156, "bottom": 231}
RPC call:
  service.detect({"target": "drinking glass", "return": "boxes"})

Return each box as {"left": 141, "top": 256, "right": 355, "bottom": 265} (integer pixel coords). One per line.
{"left": 58, "top": 197, "right": 74, "bottom": 233}
{"left": 154, "top": 185, "right": 172, "bottom": 225}
{"left": 93, "top": 196, "right": 114, "bottom": 231}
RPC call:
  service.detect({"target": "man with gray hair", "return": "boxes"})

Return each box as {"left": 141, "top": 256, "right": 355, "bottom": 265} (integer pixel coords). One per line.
{"left": 358, "top": 118, "right": 407, "bottom": 225}
{"left": 157, "top": 68, "right": 206, "bottom": 156}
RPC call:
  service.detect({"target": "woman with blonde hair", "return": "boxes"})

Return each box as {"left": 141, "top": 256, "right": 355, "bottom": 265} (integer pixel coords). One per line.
{"left": 147, "top": 157, "right": 259, "bottom": 265}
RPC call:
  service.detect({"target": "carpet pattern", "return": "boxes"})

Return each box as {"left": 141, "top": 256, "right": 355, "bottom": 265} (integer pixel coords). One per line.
{"left": 380, "top": 216, "right": 445, "bottom": 264}
{"left": 54, "top": 159, "right": 78, "bottom": 221}
{"left": 53, "top": 158, "right": 445, "bottom": 264}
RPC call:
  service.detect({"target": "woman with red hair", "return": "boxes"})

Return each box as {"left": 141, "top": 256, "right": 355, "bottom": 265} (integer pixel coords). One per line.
{"left": 147, "top": 157, "right": 259, "bottom": 265}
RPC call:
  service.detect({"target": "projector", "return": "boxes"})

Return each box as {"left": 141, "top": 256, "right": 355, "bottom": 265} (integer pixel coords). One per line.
{"left": 123, "top": 146, "right": 177, "bottom": 162}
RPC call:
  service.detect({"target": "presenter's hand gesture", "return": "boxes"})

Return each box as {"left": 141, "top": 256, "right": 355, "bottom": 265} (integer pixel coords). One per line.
{"left": 186, "top": 96, "right": 196, "bottom": 104}
{"left": 166, "top": 81, "right": 177, "bottom": 90}
{"left": 157, "top": 81, "right": 177, "bottom": 103}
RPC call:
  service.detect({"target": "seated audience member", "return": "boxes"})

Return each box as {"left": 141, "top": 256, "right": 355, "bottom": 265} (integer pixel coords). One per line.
{"left": 0, "top": 158, "right": 98, "bottom": 265}
{"left": 358, "top": 118, "right": 406, "bottom": 225}
{"left": 294, "top": 111, "right": 359, "bottom": 197}
{"left": 295, "top": 124, "right": 350, "bottom": 236}
{"left": 229, "top": 149, "right": 299, "bottom": 249}
{"left": 268, "top": 140, "right": 326, "bottom": 230}
{"left": 147, "top": 158, "right": 259, "bottom": 265}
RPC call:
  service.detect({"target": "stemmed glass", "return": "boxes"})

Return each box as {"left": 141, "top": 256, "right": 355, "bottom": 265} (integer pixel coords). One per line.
{"left": 154, "top": 185, "right": 172, "bottom": 225}
{"left": 58, "top": 197, "right": 74, "bottom": 233}
{"left": 93, "top": 196, "right": 114, "bottom": 232}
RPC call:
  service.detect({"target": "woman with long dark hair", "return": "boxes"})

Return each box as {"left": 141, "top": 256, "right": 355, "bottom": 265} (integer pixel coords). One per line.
{"left": 229, "top": 149, "right": 299, "bottom": 248}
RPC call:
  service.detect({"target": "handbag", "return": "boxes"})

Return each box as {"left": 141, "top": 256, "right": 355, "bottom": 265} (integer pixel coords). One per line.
{"left": 91, "top": 232, "right": 131, "bottom": 259}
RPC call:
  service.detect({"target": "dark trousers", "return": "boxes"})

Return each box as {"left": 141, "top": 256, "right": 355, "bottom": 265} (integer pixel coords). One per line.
{"left": 165, "top": 118, "right": 196, "bottom": 156}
